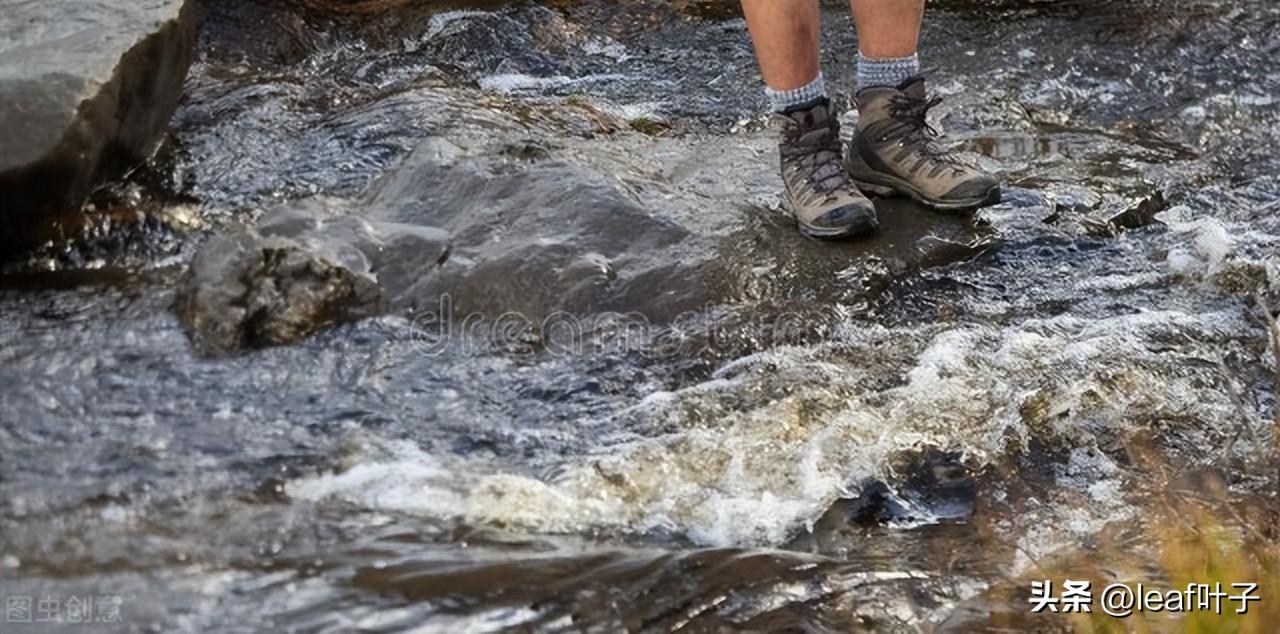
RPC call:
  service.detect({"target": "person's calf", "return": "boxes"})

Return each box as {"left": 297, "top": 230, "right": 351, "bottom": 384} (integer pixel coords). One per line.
{"left": 741, "top": 0, "right": 823, "bottom": 93}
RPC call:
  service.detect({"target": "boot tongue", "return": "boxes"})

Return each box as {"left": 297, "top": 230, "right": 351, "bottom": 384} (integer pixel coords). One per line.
{"left": 785, "top": 100, "right": 831, "bottom": 131}
{"left": 785, "top": 98, "right": 830, "bottom": 126}
{"left": 896, "top": 75, "right": 928, "bottom": 100}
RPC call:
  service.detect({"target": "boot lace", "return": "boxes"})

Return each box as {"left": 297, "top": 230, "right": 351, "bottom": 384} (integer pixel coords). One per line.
{"left": 781, "top": 127, "right": 849, "bottom": 200}
{"left": 886, "top": 94, "right": 964, "bottom": 168}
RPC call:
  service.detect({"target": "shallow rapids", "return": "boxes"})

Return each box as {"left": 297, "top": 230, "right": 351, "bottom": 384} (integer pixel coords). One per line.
{"left": 2, "top": 0, "right": 1279, "bottom": 631}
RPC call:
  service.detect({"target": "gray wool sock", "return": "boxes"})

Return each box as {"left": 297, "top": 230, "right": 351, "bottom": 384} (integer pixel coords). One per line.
{"left": 765, "top": 72, "right": 827, "bottom": 113}
{"left": 856, "top": 53, "right": 920, "bottom": 90}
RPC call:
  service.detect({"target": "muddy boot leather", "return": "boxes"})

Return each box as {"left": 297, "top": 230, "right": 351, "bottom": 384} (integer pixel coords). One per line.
{"left": 846, "top": 77, "right": 1000, "bottom": 211}
{"left": 778, "top": 99, "right": 878, "bottom": 239}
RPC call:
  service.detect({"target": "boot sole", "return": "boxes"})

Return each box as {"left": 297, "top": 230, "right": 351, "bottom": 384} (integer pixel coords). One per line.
{"left": 784, "top": 189, "right": 880, "bottom": 239}
{"left": 798, "top": 216, "right": 879, "bottom": 240}
{"left": 853, "top": 174, "right": 1002, "bottom": 212}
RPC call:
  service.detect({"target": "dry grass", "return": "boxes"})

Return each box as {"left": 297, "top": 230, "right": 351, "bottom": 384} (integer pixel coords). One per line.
{"left": 1072, "top": 507, "right": 1280, "bottom": 634}
{"left": 1257, "top": 290, "right": 1280, "bottom": 438}
{"left": 1064, "top": 293, "right": 1280, "bottom": 634}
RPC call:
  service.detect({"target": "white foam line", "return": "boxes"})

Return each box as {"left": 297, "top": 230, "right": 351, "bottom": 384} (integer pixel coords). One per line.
{"left": 478, "top": 73, "right": 627, "bottom": 94}
{"left": 424, "top": 10, "right": 491, "bottom": 40}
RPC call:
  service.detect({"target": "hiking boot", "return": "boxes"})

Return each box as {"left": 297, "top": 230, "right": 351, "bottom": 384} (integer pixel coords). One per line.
{"left": 777, "top": 99, "right": 878, "bottom": 239}
{"left": 846, "top": 76, "right": 1001, "bottom": 211}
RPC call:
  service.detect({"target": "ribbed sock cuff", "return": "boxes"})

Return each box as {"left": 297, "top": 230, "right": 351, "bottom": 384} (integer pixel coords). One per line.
{"left": 765, "top": 72, "right": 827, "bottom": 113}
{"left": 856, "top": 53, "right": 920, "bottom": 90}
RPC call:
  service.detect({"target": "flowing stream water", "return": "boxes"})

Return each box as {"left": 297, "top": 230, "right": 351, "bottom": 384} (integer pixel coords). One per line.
{"left": 2, "top": 0, "right": 1279, "bottom": 631}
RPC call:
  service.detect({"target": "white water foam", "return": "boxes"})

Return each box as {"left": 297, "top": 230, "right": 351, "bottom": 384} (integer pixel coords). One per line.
{"left": 478, "top": 73, "right": 628, "bottom": 94}
{"left": 287, "top": 302, "right": 1252, "bottom": 546}
{"left": 423, "top": 10, "right": 492, "bottom": 41}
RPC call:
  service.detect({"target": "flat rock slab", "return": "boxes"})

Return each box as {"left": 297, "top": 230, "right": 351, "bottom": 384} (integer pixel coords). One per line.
{"left": 0, "top": 0, "right": 197, "bottom": 252}
{"left": 173, "top": 126, "right": 995, "bottom": 355}
{"left": 174, "top": 154, "right": 729, "bottom": 355}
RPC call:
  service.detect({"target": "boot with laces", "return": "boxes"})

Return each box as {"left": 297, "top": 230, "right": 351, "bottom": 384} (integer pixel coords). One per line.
{"left": 846, "top": 76, "right": 1000, "bottom": 211}
{"left": 777, "top": 99, "right": 879, "bottom": 239}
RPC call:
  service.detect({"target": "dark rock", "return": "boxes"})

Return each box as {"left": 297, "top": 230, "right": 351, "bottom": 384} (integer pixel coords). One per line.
{"left": 174, "top": 200, "right": 420, "bottom": 355}
{"left": 1106, "top": 191, "right": 1167, "bottom": 231}
{"left": 366, "top": 146, "right": 726, "bottom": 324}
{"left": 174, "top": 136, "right": 733, "bottom": 353}
{"left": 174, "top": 119, "right": 1005, "bottom": 353}
{"left": 418, "top": 5, "right": 572, "bottom": 81}
{"left": 0, "top": 0, "right": 198, "bottom": 254}
{"left": 287, "top": 0, "right": 416, "bottom": 14}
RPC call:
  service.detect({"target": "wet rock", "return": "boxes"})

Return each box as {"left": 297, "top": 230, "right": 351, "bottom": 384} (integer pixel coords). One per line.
{"left": 174, "top": 132, "right": 734, "bottom": 353}
{"left": 1105, "top": 191, "right": 1167, "bottom": 232}
{"left": 366, "top": 141, "right": 726, "bottom": 323}
{"left": 1072, "top": 191, "right": 1169, "bottom": 238}
{"left": 174, "top": 200, "right": 423, "bottom": 355}
{"left": 418, "top": 5, "right": 576, "bottom": 81}
{"left": 1045, "top": 183, "right": 1101, "bottom": 215}
{"left": 1043, "top": 186, "right": 1170, "bottom": 239}
{"left": 288, "top": 0, "right": 416, "bottom": 15}
{"left": 0, "top": 0, "right": 198, "bottom": 255}
{"left": 199, "top": 0, "right": 338, "bottom": 65}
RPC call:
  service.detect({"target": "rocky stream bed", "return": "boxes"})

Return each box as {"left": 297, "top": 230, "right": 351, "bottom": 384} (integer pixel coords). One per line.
{"left": 2, "top": 0, "right": 1280, "bottom": 631}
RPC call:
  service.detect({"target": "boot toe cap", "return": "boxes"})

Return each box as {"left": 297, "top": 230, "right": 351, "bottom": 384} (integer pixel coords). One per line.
{"left": 942, "top": 177, "right": 1002, "bottom": 207}
{"left": 802, "top": 201, "right": 879, "bottom": 238}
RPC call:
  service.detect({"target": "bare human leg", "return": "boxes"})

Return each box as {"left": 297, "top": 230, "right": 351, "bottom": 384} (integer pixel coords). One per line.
{"left": 848, "top": 0, "right": 923, "bottom": 60}
{"left": 741, "top": 0, "right": 880, "bottom": 239}
{"left": 740, "top": 0, "right": 823, "bottom": 93}
{"left": 844, "top": 0, "right": 1002, "bottom": 210}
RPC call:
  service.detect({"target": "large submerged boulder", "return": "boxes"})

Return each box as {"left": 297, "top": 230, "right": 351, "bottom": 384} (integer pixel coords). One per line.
{"left": 172, "top": 123, "right": 997, "bottom": 355}
{"left": 365, "top": 142, "right": 727, "bottom": 324}
{"left": 0, "top": 0, "right": 197, "bottom": 253}
{"left": 173, "top": 157, "right": 728, "bottom": 355}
